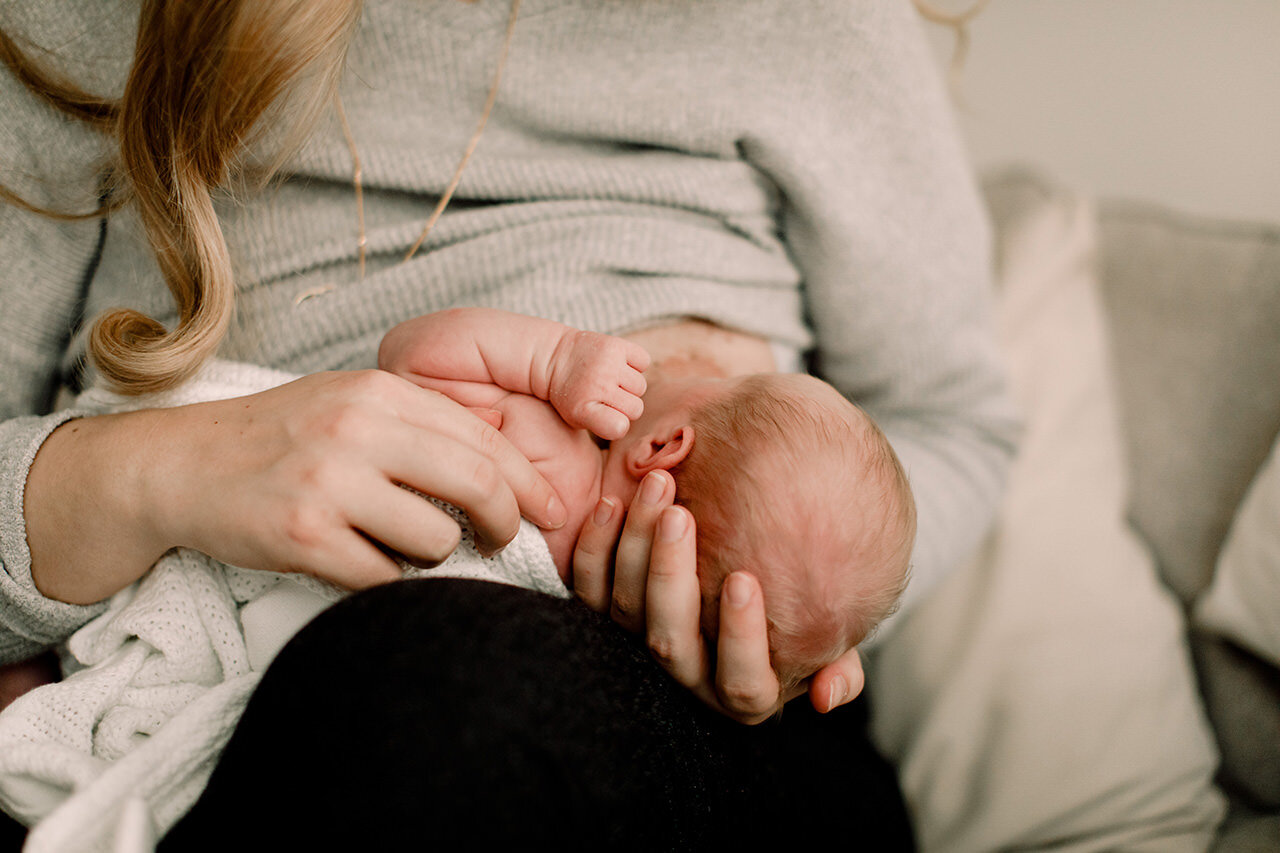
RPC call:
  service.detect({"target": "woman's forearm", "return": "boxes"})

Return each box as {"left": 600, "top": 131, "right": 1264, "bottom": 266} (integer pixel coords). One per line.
{"left": 25, "top": 409, "right": 174, "bottom": 605}
{"left": 24, "top": 370, "right": 569, "bottom": 609}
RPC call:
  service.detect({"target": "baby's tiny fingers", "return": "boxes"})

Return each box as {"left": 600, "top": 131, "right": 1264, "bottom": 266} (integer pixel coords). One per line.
{"left": 605, "top": 388, "right": 644, "bottom": 421}
{"left": 625, "top": 342, "right": 652, "bottom": 372}
{"left": 583, "top": 403, "right": 630, "bottom": 441}
{"left": 620, "top": 366, "right": 647, "bottom": 397}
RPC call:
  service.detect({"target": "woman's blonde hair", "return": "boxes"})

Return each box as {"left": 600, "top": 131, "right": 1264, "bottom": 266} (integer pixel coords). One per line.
{"left": 2, "top": 0, "right": 974, "bottom": 395}
{"left": 1, "top": 0, "right": 361, "bottom": 393}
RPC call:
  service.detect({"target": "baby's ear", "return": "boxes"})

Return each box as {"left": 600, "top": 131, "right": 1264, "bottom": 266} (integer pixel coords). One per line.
{"left": 625, "top": 425, "right": 695, "bottom": 478}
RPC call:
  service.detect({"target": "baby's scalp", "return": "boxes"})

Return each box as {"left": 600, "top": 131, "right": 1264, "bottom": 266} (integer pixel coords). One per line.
{"left": 672, "top": 373, "right": 915, "bottom": 687}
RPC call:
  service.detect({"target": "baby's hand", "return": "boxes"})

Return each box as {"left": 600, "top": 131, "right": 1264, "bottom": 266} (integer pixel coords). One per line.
{"left": 548, "top": 331, "right": 650, "bottom": 440}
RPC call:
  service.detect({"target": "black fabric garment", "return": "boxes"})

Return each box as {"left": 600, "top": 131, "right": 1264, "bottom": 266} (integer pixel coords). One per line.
{"left": 0, "top": 809, "right": 21, "bottom": 852}
{"left": 158, "top": 579, "right": 914, "bottom": 852}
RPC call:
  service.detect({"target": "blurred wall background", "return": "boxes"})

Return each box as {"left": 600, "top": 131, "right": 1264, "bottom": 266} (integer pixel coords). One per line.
{"left": 926, "top": 0, "right": 1280, "bottom": 222}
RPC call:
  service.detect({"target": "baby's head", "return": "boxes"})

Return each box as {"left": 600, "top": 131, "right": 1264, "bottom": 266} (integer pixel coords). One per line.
{"left": 669, "top": 374, "right": 915, "bottom": 689}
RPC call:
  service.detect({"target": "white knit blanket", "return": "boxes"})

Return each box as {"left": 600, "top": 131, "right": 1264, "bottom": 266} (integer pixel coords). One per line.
{"left": 0, "top": 362, "right": 568, "bottom": 853}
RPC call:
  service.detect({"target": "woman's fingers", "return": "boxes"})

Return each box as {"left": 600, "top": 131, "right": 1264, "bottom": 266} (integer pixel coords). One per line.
{"left": 610, "top": 470, "right": 675, "bottom": 632}
{"left": 808, "top": 647, "right": 866, "bottom": 714}
{"left": 644, "top": 514, "right": 783, "bottom": 724}
{"left": 373, "top": 427, "right": 524, "bottom": 557}
{"left": 643, "top": 506, "right": 710, "bottom": 692}
{"left": 344, "top": 472, "right": 466, "bottom": 567}
{"left": 298, "top": 528, "right": 405, "bottom": 591}
{"left": 714, "top": 572, "right": 783, "bottom": 724}
{"left": 141, "top": 370, "right": 566, "bottom": 593}
{"left": 389, "top": 377, "right": 567, "bottom": 537}
{"left": 570, "top": 475, "right": 787, "bottom": 725}
{"left": 572, "top": 496, "right": 624, "bottom": 611}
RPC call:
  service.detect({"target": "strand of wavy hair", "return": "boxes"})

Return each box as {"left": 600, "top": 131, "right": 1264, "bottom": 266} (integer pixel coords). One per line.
{"left": 1, "top": 0, "right": 361, "bottom": 394}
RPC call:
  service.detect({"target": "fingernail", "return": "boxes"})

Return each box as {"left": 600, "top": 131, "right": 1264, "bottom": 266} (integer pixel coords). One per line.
{"left": 827, "top": 675, "right": 848, "bottom": 712}
{"left": 639, "top": 471, "right": 666, "bottom": 505}
{"left": 725, "top": 572, "right": 752, "bottom": 608}
{"left": 658, "top": 506, "right": 686, "bottom": 542}
{"left": 593, "top": 497, "right": 617, "bottom": 526}
{"left": 545, "top": 495, "right": 568, "bottom": 529}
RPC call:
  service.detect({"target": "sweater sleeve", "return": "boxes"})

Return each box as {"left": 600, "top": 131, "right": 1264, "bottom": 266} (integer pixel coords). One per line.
{"left": 739, "top": 3, "right": 1021, "bottom": 627}
{"left": 0, "top": 64, "right": 113, "bottom": 662}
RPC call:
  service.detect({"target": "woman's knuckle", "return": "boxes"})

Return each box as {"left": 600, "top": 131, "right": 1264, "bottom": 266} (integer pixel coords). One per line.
{"left": 293, "top": 455, "right": 338, "bottom": 494}
{"left": 468, "top": 456, "right": 502, "bottom": 496}
{"left": 351, "top": 367, "right": 397, "bottom": 395}
{"left": 574, "top": 536, "right": 606, "bottom": 560}
{"left": 646, "top": 634, "right": 679, "bottom": 666}
{"left": 718, "top": 678, "right": 767, "bottom": 710}
{"left": 610, "top": 595, "right": 639, "bottom": 623}
{"left": 312, "top": 405, "right": 367, "bottom": 445}
{"left": 280, "top": 503, "right": 328, "bottom": 552}
{"left": 474, "top": 422, "right": 505, "bottom": 460}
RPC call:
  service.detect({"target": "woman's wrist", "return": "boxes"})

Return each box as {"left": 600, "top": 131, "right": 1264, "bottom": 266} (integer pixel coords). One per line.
{"left": 25, "top": 409, "right": 176, "bottom": 605}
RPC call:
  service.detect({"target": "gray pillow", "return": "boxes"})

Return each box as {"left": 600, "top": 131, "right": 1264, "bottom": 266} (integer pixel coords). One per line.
{"left": 1096, "top": 203, "right": 1280, "bottom": 603}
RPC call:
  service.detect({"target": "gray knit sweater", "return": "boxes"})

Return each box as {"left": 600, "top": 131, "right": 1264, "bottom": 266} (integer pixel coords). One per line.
{"left": 0, "top": 0, "right": 1019, "bottom": 662}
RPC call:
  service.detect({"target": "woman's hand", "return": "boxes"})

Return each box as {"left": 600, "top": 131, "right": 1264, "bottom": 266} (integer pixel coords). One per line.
{"left": 26, "top": 370, "right": 567, "bottom": 605}
{"left": 571, "top": 470, "right": 865, "bottom": 724}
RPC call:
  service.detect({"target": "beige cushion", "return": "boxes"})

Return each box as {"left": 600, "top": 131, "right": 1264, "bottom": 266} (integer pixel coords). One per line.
{"left": 868, "top": 171, "right": 1224, "bottom": 852}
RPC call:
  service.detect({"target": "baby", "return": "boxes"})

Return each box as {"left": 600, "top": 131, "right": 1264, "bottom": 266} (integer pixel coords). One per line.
{"left": 379, "top": 308, "right": 915, "bottom": 689}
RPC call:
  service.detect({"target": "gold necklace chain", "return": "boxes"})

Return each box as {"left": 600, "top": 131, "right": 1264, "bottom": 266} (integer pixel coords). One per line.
{"left": 333, "top": 0, "right": 523, "bottom": 283}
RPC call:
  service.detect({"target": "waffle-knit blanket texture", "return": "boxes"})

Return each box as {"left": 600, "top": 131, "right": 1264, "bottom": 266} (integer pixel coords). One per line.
{"left": 0, "top": 361, "right": 567, "bottom": 853}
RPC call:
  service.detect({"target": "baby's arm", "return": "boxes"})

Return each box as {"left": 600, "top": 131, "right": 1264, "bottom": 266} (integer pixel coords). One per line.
{"left": 379, "top": 308, "right": 650, "bottom": 440}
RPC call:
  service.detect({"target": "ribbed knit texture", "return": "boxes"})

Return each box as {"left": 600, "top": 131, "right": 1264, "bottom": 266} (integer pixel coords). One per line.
{"left": 0, "top": 0, "right": 1019, "bottom": 662}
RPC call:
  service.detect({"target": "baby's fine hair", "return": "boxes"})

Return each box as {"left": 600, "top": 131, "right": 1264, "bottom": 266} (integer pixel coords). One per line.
{"left": 673, "top": 375, "right": 916, "bottom": 688}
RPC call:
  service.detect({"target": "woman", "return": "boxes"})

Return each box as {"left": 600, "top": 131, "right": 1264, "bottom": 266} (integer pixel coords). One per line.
{"left": 0, "top": 0, "right": 1015, "bottom": 848}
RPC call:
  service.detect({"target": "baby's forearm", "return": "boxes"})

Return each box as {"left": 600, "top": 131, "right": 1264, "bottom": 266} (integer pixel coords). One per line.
{"left": 378, "top": 307, "right": 572, "bottom": 401}
{"left": 381, "top": 307, "right": 649, "bottom": 440}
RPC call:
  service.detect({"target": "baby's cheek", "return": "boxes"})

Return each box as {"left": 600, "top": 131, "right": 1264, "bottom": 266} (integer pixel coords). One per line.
{"left": 540, "top": 525, "right": 577, "bottom": 584}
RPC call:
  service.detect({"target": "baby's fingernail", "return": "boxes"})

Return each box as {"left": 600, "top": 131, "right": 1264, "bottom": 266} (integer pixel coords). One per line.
{"left": 639, "top": 471, "right": 666, "bottom": 505}
{"left": 827, "top": 676, "right": 848, "bottom": 712}
{"left": 593, "top": 497, "right": 617, "bottom": 526}
{"left": 725, "top": 573, "right": 752, "bottom": 608}
{"left": 545, "top": 495, "right": 568, "bottom": 529}
{"left": 658, "top": 507, "right": 686, "bottom": 542}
